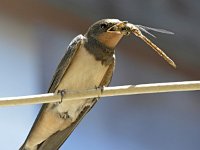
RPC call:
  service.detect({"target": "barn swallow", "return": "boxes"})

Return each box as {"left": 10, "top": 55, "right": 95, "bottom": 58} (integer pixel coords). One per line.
{"left": 20, "top": 19, "right": 175, "bottom": 150}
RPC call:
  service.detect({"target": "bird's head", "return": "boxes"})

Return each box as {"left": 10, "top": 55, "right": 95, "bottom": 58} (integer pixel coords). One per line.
{"left": 85, "top": 19, "right": 176, "bottom": 68}
{"left": 85, "top": 19, "right": 130, "bottom": 49}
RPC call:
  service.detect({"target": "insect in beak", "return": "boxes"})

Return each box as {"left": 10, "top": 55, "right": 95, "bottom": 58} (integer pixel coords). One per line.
{"left": 107, "top": 21, "right": 131, "bottom": 35}
{"left": 107, "top": 21, "right": 176, "bottom": 68}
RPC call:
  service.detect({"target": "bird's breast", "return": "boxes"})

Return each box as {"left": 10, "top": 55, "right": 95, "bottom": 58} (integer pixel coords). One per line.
{"left": 25, "top": 44, "right": 113, "bottom": 148}
{"left": 55, "top": 44, "right": 110, "bottom": 121}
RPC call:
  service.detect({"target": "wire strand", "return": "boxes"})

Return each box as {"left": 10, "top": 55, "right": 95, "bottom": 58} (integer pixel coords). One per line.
{"left": 0, "top": 81, "right": 199, "bottom": 107}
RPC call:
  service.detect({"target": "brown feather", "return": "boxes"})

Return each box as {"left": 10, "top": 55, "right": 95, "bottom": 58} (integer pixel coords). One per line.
{"left": 20, "top": 35, "right": 84, "bottom": 150}
{"left": 37, "top": 61, "right": 115, "bottom": 150}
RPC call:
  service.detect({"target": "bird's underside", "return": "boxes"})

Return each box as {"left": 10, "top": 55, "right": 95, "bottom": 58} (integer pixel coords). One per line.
{"left": 20, "top": 33, "right": 116, "bottom": 150}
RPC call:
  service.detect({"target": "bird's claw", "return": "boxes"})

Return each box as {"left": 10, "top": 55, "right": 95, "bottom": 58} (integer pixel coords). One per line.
{"left": 95, "top": 86, "right": 104, "bottom": 99}
{"left": 57, "top": 89, "right": 67, "bottom": 103}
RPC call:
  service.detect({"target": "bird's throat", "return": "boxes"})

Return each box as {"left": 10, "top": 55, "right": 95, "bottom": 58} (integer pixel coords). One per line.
{"left": 96, "top": 32, "right": 123, "bottom": 49}
{"left": 84, "top": 36, "right": 116, "bottom": 66}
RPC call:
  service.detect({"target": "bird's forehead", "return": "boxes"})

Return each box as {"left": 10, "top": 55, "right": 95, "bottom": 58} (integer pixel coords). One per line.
{"left": 103, "top": 19, "right": 121, "bottom": 23}
{"left": 94, "top": 19, "right": 121, "bottom": 25}
{"left": 102, "top": 19, "right": 121, "bottom": 24}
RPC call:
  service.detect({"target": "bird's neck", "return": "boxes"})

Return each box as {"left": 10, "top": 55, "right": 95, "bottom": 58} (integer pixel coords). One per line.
{"left": 84, "top": 35, "right": 115, "bottom": 66}
{"left": 95, "top": 32, "right": 123, "bottom": 49}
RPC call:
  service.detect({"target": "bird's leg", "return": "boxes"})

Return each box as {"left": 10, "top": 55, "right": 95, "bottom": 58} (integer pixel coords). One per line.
{"left": 57, "top": 89, "right": 67, "bottom": 103}
{"left": 99, "top": 86, "right": 105, "bottom": 96}
{"left": 95, "top": 86, "right": 104, "bottom": 99}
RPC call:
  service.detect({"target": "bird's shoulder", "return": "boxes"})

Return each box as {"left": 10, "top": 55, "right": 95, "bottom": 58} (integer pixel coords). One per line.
{"left": 48, "top": 34, "right": 86, "bottom": 93}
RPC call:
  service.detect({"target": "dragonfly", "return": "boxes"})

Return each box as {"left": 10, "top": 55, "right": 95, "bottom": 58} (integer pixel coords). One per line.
{"left": 107, "top": 21, "right": 176, "bottom": 68}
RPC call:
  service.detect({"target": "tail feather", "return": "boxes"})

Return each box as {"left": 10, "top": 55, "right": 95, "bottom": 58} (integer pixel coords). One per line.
{"left": 18, "top": 100, "right": 96, "bottom": 150}
{"left": 38, "top": 101, "right": 97, "bottom": 150}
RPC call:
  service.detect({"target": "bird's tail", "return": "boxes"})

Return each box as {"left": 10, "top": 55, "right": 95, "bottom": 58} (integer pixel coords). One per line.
{"left": 19, "top": 100, "right": 97, "bottom": 150}
{"left": 19, "top": 144, "right": 37, "bottom": 150}
{"left": 37, "top": 101, "right": 97, "bottom": 150}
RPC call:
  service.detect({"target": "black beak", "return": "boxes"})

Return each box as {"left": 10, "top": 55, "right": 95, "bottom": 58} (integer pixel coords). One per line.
{"left": 106, "top": 21, "right": 131, "bottom": 35}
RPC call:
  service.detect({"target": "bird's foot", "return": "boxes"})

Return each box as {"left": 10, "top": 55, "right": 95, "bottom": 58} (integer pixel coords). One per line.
{"left": 95, "top": 86, "right": 105, "bottom": 99}
{"left": 59, "top": 111, "right": 70, "bottom": 119}
{"left": 57, "top": 89, "right": 67, "bottom": 103}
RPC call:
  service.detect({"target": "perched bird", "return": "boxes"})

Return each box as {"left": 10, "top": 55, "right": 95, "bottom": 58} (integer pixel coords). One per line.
{"left": 20, "top": 18, "right": 175, "bottom": 150}
{"left": 20, "top": 19, "right": 128, "bottom": 150}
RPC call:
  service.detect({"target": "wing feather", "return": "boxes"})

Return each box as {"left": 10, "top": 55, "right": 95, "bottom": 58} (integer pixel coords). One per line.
{"left": 20, "top": 34, "right": 85, "bottom": 150}
{"left": 38, "top": 60, "right": 115, "bottom": 150}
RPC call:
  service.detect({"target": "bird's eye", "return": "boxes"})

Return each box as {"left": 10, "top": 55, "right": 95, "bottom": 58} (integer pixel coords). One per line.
{"left": 100, "top": 23, "right": 108, "bottom": 29}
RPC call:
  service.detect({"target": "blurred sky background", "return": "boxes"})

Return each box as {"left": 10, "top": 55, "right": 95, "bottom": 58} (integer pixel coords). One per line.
{"left": 0, "top": 0, "right": 200, "bottom": 150}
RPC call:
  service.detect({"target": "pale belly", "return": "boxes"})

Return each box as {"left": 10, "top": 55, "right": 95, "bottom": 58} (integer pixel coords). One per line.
{"left": 25, "top": 45, "right": 110, "bottom": 148}
{"left": 55, "top": 44, "right": 109, "bottom": 120}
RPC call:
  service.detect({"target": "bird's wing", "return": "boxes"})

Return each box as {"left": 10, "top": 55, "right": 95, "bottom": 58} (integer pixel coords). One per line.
{"left": 20, "top": 34, "right": 85, "bottom": 150}
{"left": 37, "top": 60, "right": 115, "bottom": 150}
{"left": 48, "top": 34, "right": 85, "bottom": 93}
